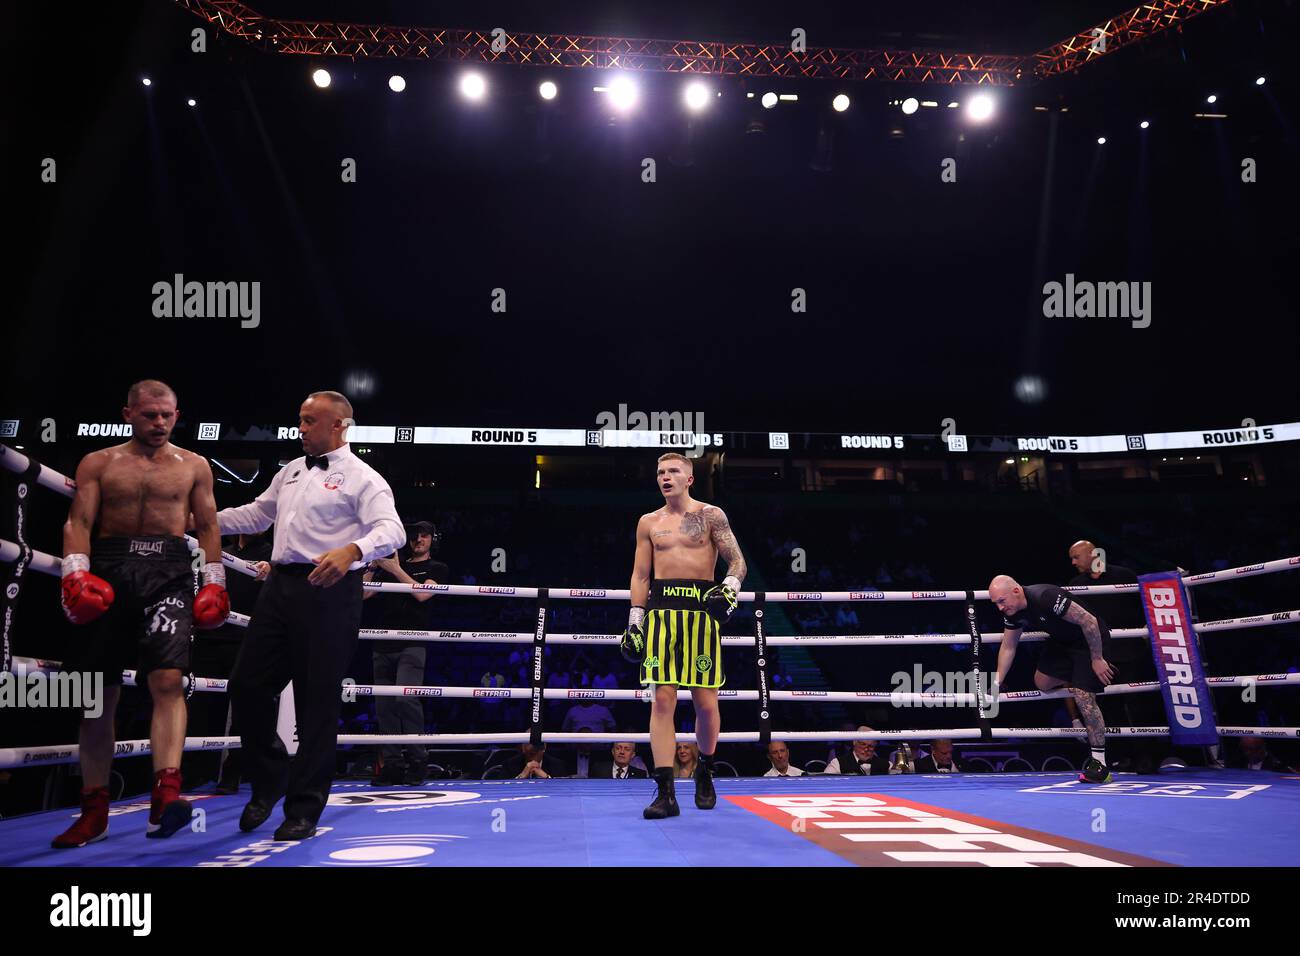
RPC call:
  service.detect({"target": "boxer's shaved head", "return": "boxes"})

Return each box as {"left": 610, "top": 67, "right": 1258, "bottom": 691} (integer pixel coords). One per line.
{"left": 656, "top": 452, "right": 694, "bottom": 500}
{"left": 123, "top": 380, "right": 178, "bottom": 449}
{"left": 127, "top": 379, "right": 177, "bottom": 408}
{"left": 657, "top": 452, "right": 692, "bottom": 473}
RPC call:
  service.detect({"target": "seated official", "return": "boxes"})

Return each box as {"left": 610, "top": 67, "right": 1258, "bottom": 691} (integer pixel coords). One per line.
{"left": 500, "top": 743, "right": 571, "bottom": 780}
{"left": 763, "top": 740, "right": 804, "bottom": 777}
{"left": 825, "top": 730, "right": 891, "bottom": 775}
{"left": 1230, "top": 736, "right": 1297, "bottom": 773}
{"left": 589, "top": 742, "right": 648, "bottom": 779}
{"left": 913, "top": 738, "right": 971, "bottom": 774}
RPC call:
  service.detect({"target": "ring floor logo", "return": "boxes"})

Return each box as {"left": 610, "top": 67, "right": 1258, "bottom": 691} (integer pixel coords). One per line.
{"left": 326, "top": 788, "right": 483, "bottom": 809}
{"left": 728, "top": 793, "right": 1166, "bottom": 866}
{"left": 321, "top": 834, "right": 468, "bottom": 867}
{"left": 1020, "top": 781, "right": 1271, "bottom": 799}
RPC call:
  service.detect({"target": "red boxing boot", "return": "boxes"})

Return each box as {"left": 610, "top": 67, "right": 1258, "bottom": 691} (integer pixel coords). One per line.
{"left": 147, "top": 767, "right": 193, "bottom": 839}
{"left": 51, "top": 786, "right": 110, "bottom": 848}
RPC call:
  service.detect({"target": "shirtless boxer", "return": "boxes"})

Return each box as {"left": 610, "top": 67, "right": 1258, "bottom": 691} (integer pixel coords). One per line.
{"left": 620, "top": 452, "right": 747, "bottom": 819}
{"left": 53, "top": 380, "right": 228, "bottom": 847}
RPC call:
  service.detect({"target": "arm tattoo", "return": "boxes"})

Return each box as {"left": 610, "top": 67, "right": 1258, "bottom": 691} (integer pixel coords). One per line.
{"left": 679, "top": 511, "right": 706, "bottom": 542}
{"left": 705, "top": 507, "right": 746, "bottom": 582}
{"left": 1063, "top": 603, "right": 1104, "bottom": 658}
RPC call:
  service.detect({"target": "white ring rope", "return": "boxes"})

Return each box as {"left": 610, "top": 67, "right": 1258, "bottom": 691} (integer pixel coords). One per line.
{"left": 360, "top": 552, "right": 1300, "bottom": 601}
{"left": 335, "top": 671, "right": 1300, "bottom": 704}
{"left": 331, "top": 727, "right": 1299, "bottom": 744}
{"left": 352, "top": 609, "right": 1300, "bottom": 646}
{"left": 13, "top": 653, "right": 1297, "bottom": 705}
{"left": 10, "top": 657, "right": 229, "bottom": 693}
{"left": 3, "top": 725, "right": 1296, "bottom": 771}
{"left": 0, "top": 737, "right": 240, "bottom": 770}
{"left": 4, "top": 443, "right": 1299, "bottom": 594}
{"left": 5, "top": 535, "right": 1295, "bottom": 642}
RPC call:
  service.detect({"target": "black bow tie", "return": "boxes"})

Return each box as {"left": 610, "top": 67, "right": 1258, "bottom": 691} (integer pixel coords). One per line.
{"left": 306, "top": 454, "right": 329, "bottom": 470}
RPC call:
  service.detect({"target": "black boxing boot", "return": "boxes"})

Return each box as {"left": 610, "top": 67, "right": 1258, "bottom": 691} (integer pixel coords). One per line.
{"left": 1079, "top": 758, "right": 1113, "bottom": 784}
{"left": 643, "top": 767, "right": 680, "bottom": 819}
{"left": 694, "top": 752, "right": 717, "bottom": 810}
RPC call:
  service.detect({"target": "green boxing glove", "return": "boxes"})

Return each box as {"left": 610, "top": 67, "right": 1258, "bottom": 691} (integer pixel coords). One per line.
{"left": 620, "top": 606, "right": 647, "bottom": 663}
{"left": 704, "top": 576, "right": 740, "bottom": 623}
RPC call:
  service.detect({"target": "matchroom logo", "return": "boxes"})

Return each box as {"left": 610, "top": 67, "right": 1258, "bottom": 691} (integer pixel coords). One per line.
{"left": 726, "top": 794, "right": 1168, "bottom": 867}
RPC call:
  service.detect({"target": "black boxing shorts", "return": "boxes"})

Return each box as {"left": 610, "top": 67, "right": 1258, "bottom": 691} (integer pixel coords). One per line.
{"left": 64, "top": 536, "right": 195, "bottom": 686}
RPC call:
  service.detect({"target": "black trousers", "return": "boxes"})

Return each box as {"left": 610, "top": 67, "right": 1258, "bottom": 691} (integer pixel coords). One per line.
{"left": 373, "top": 645, "right": 428, "bottom": 767}
{"left": 229, "top": 565, "right": 364, "bottom": 823}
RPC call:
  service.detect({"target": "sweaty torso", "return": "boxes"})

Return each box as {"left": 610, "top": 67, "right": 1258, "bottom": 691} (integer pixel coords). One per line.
{"left": 646, "top": 504, "right": 717, "bottom": 580}
{"left": 93, "top": 444, "right": 198, "bottom": 537}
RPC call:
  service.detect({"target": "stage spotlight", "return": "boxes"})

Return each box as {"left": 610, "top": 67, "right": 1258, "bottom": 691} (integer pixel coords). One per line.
{"left": 1014, "top": 375, "right": 1047, "bottom": 404}
{"left": 1139, "top": 120, "right": 1149, "bottom": 129}
{"left": 966, "top": 94, "right": 995, "bottom": 122}
{"left": 460, "top": 72, "right": 487, "bottom": 101}
{"left": 1097, "top": 136, "right": 1106, "bottom": 144}
{"left": 832, "top": 94, "right": 851, "bottom": 112}
{"left": 684, "top": 81, "right": 710, "bottom": 112}
{"left": 142, "top": 77, "right": 152, "bottom": 87}
{"left": 1206, "top": 93, "right": 1217, "bottom": 104}
{"left": 1255, "top": 76, "right": 1266, "bottom": 86}
{"left": 389, "top": 75, "right": 406, "bottom": 93}
{"left": 761, "top": 92, "right": 778, "bottom": 109}
{"left": 901, "top": 97, "right": 919, "bottom": 115}
{"left": 608, "top": 74, "right": 639, "bottom": 111}
{"left": 187, "top": 98, "right": 197, "bottom": 107}
{"left": 312, "top": 68, "right": 331, "bottom": 89}
{"left": 539, "top": 80, "right": 558, "bottom": 100}
{"left": 343, "top": 368, "right": 378, "bottom": 399}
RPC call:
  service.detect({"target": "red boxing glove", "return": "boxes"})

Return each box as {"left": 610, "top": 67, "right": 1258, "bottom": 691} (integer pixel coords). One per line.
{"left": 193, "top": 584, "right": 230, "bottom": 630}
{"left": 62, "top": 571, "right": 115, "bottom": 625}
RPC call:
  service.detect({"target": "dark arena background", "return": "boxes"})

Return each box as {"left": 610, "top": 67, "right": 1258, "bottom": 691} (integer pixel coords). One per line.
{"left": 3, "top": 0, "right": 1299, "bottom": 927}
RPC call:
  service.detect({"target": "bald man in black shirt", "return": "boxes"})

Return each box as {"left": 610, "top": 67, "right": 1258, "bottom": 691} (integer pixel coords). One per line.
{"left": 989, "top": 576, "right": 1117, "bottom": 783}
{"left": 1065, "top": 541, "right": 1164, "bottom": 772}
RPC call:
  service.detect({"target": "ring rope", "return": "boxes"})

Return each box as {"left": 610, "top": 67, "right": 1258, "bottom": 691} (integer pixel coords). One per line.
{"left": 4, "top": 725, "right": 1297, "bottom": 771}
{"left": 12, "top": 654, "right": 1298, "bottom": 703}
{"left": 6, "top": 538, "right": 1295, "bottom": 642}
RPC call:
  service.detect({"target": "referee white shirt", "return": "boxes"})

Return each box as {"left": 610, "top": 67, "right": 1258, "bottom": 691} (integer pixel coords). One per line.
{"left": 217, "top": 443, "right": 406, "bottom": 567}
{"left": 764, "top": 765, "right": 804, "bottom": 777}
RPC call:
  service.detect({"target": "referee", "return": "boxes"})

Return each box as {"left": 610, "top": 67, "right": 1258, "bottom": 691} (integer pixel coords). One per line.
{"left": 218, "top": 391, "right": 405, "bottom": 840}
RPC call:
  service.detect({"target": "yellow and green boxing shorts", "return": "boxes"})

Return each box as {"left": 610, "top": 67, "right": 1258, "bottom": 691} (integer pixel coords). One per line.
{"left": 639, "top": 579, "right": 725, "bottom": 690}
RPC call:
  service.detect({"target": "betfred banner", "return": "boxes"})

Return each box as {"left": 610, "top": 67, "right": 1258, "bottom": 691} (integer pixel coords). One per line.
{"left": 1138, "top": 572, "right": 1218, "bottom": 746}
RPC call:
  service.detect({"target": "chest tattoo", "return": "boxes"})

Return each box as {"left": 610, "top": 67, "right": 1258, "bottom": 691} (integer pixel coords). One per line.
{"left": 679, "top": 511, "right": 706, "bottom": 542}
